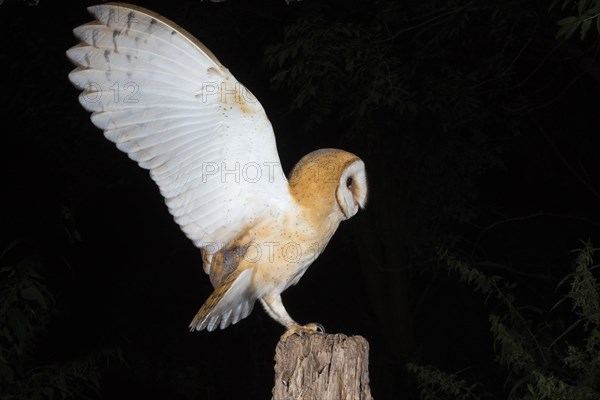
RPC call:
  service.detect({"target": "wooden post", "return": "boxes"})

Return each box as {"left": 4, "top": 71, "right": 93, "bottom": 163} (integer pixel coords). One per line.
{"left": 272, "top": 333, "right": 373, "bottom": 400}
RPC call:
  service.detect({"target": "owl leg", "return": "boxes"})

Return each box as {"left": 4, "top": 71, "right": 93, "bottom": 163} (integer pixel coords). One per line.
{"left": 259, "top": 294, "right": 325, "bottom": 341}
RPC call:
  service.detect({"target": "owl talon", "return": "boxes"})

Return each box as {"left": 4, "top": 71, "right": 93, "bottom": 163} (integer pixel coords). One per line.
{"left": 312, "top": 323, "right": 325, "bottom": 334}
{"left": 281, "top": 322, "right": 326, "bottom": 341}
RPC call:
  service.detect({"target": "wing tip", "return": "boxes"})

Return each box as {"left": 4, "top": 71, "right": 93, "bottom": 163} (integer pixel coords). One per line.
{"left": 86, "top": 2, "right": 134, "bottom": 16}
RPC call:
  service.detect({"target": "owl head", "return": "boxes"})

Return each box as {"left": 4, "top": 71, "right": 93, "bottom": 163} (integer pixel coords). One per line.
{"left": 288, "top": 149, "right": 368, "bottom": 220}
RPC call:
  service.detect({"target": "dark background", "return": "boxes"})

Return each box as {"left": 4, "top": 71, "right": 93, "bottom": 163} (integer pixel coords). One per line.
{"left": 1, "top": 0, "right": 599, "bottom": 399}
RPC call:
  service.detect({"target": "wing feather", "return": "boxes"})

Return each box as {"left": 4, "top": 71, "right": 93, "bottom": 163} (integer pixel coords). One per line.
{"left": 66, "top": 44, "right": 201, "bottom": 80}
{"left": 94, "top": 108, "right": 207, "bottom": 129}
{"left": 189, "top": 268, "right": 255, "bottom": 331}
{"left": 67, "top": 3, "right": 290, "bottom": 251}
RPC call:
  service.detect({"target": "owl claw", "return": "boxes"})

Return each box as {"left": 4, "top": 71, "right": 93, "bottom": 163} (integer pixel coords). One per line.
{"left": 281, "top": 322, "right": 326, "bottom": 341}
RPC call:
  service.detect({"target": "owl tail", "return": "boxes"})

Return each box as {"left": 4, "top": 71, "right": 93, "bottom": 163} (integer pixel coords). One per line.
{"left": 189, "top": 268, "right": 255, "bottom": 332}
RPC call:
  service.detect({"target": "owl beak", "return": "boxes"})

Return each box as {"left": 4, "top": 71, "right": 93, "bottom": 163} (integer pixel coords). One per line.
{"left": 340, "top": 204, "right": 350, "bottom": 219}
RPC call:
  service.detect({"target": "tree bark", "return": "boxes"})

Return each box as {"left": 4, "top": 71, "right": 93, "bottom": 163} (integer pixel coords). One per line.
{"left": 272, "top": 333, "right": 373, "bottom": 400}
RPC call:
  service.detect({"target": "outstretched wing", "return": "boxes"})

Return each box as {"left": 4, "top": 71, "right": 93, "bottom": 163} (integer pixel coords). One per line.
{"left": 66, "top": 2, "right": 289, "bottom": 251}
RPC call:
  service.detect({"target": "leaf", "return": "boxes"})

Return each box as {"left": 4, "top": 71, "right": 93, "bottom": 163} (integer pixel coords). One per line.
{"left": 7, "top": 308, "right": 29, "bottom": 345}
{"left": 557, "top": 16, "right": 578, "bottom": 26}
{"left": 0, "top": 240, "right": 23, "bottom": 259}
{"left": 550, "top": 296, "right": 568, "bottom": 312}
{"left": 557, "top": 18, "right": 582, "bottom": 39}
{"left": 596, "top": 14, "right": 600, "bottom": 33}
{"left": 20, "top": 285, "right": 48, "bottom": 309}
{"left": 557, "top": 271, "right": 575, "bottom": 288}
{"left": 581, "top": 18, "right": 593, "bottom": 38}
{"left": 277, "top": 49, "right": 288, "bottom": 68}
{"left": 549, "top": 318, "right": 584, "bottom": 347}
{"left": 28, "top": 271, "right": 44, "bottom": 280}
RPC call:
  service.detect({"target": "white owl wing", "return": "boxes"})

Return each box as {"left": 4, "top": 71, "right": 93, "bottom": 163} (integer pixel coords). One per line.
{"left": 66, "top": 3, "right": 289, "bottom": 250}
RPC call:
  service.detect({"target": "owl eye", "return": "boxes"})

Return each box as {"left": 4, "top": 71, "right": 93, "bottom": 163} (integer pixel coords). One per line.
{"left": 346, "top": 177, "right": 353, "bottom": 188}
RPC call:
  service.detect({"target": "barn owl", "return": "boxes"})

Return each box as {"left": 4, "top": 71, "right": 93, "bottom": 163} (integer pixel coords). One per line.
{"left": 66, "top": 3, "right": 368, "bottom": 339}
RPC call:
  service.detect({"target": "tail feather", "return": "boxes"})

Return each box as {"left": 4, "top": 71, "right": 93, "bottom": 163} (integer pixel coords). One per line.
{"left": 189, "top": 268, "right": 254, "bottom": 332}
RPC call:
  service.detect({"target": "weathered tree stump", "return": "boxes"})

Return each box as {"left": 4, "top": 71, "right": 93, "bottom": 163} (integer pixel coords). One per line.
{"left": 272, "top": 333, "right": 373, "bottom": 400}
